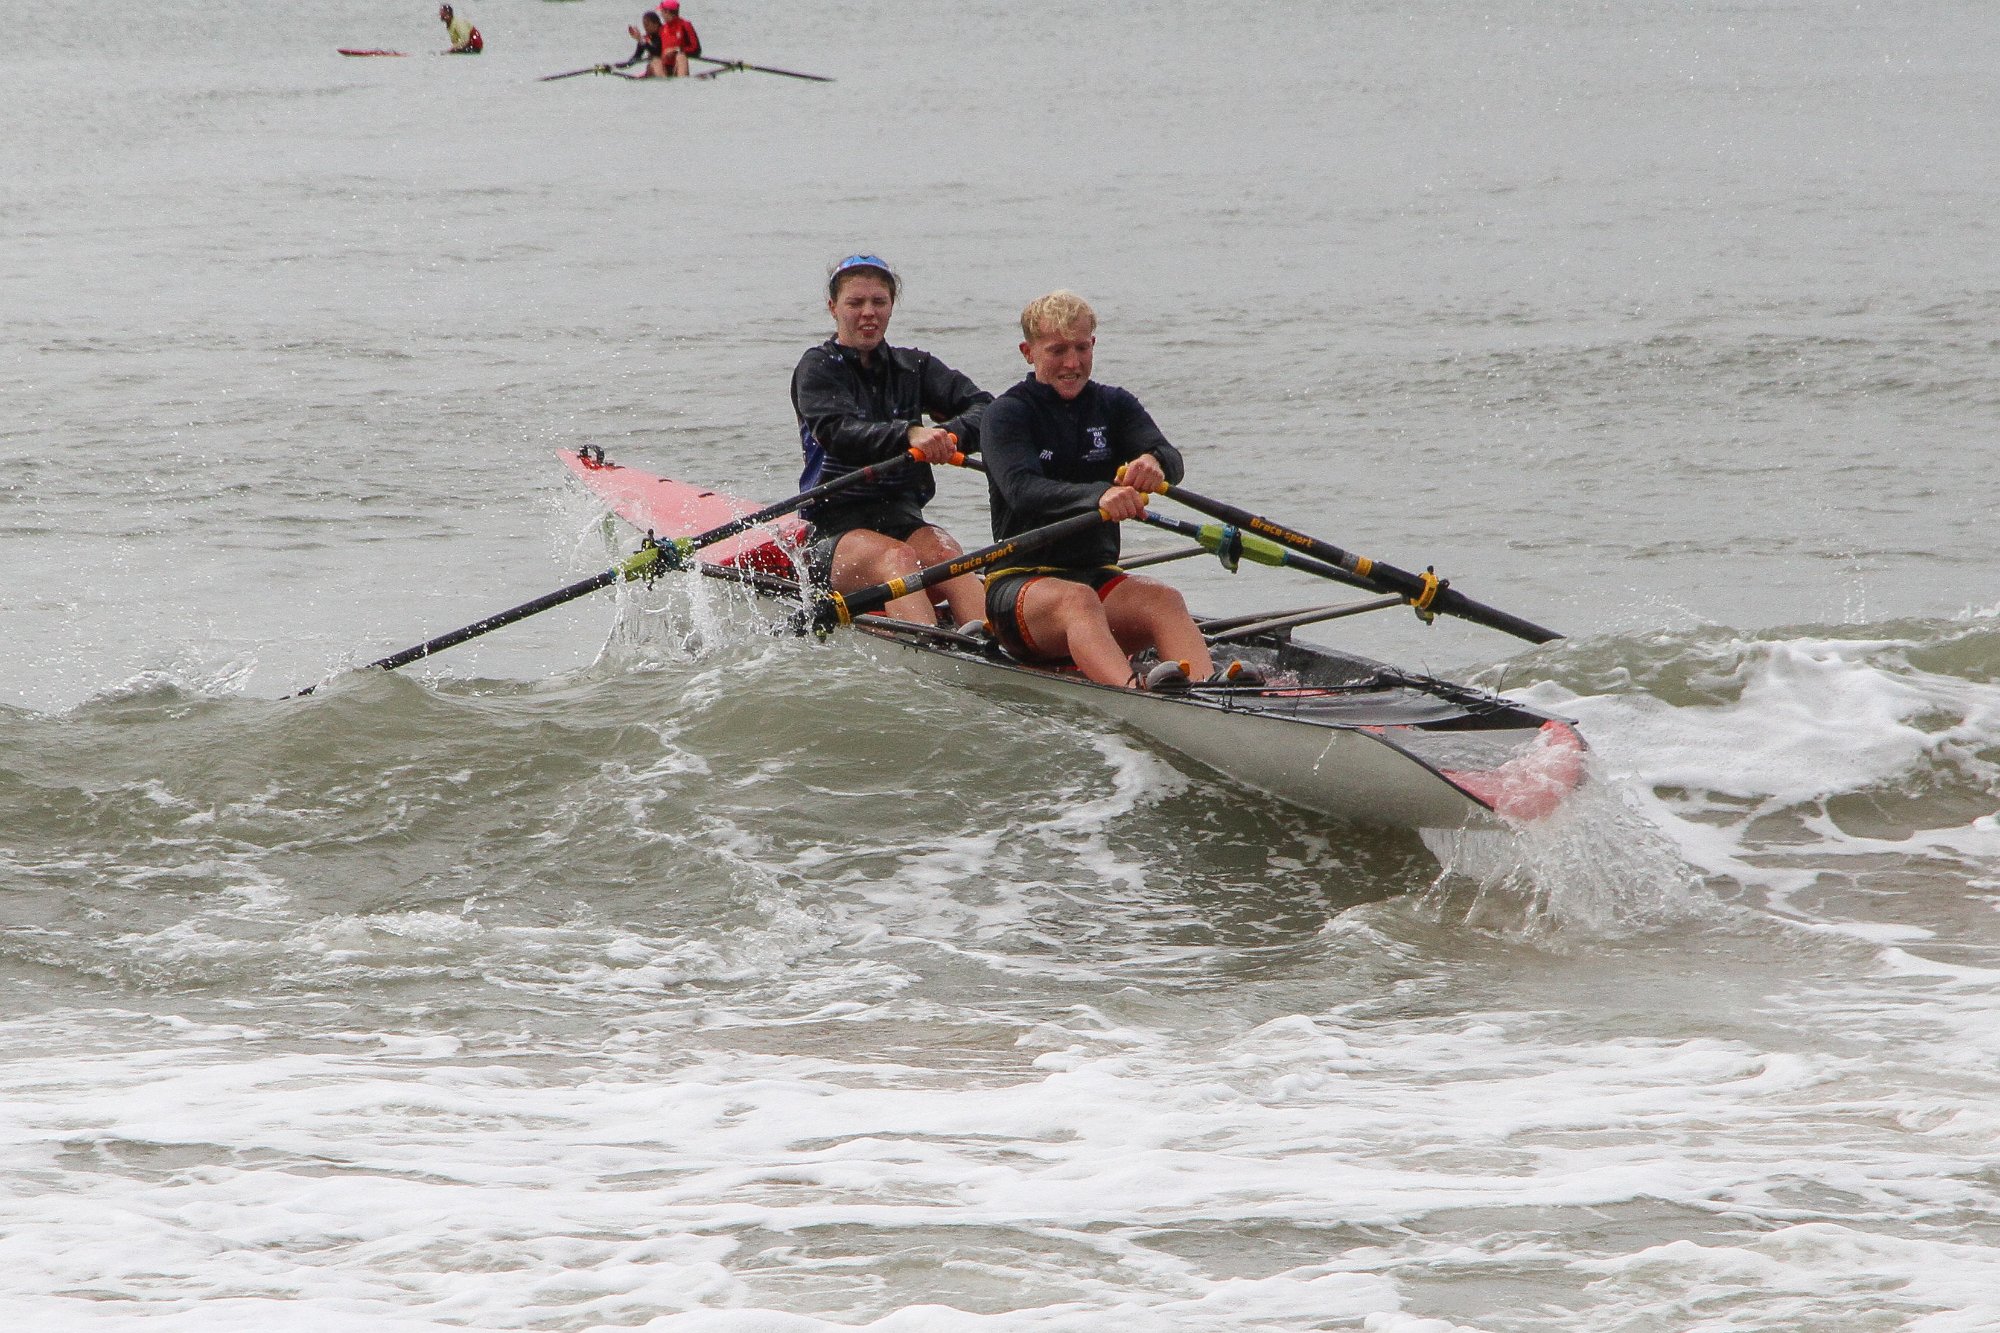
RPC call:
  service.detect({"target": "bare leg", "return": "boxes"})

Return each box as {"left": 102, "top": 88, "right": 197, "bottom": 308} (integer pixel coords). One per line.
{"left": 671, "top": 51, "right": 689, "bottom": 77}
{"left": 900, "top": 525, "right": 986, "bottom": 628}
{"left": 1103, "top": 577, "right": 1214, "bottom": 679}
{"left": 827, "top": 530, "right": 938, "bottom": 624}
{"left": 1014, "top": 579, "right": 1137, "bottom": 686}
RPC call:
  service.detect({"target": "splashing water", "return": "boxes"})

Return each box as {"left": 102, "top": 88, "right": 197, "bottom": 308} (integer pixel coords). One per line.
{"left": 1416, "top": 755, "right": 1720, "bottom": 942}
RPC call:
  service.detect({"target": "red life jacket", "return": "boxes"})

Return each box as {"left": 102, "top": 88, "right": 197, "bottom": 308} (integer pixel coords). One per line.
{"left": 661, "top": 18, "right": 699, "bottom": 56}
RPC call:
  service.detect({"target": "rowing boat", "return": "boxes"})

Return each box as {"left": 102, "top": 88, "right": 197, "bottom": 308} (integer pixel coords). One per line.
{"left": 559, "top": 449, "right": 1586, "bottom": 830}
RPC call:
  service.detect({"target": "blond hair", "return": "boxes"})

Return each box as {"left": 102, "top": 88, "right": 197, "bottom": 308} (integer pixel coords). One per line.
{"left": 1020, "top": 290, "right": 1097, "bottom": 343}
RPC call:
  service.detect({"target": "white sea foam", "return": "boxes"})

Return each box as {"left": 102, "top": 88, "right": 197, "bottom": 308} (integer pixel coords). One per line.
{"left": 6, "top": 982, "right": 1996, "bottom": 1330}
{"left": 1510, "top": 631, "right": 2000, "bottom": 907}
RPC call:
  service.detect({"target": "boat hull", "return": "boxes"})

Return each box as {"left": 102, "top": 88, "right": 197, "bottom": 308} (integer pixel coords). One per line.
{"left": 846, "top": 623, "right": 1582, "bottom": 830}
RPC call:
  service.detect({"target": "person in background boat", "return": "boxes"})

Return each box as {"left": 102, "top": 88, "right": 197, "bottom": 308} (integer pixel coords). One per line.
{"left": 980, "top": 290, "right": 1240, "bottom": 691}
{"left": 438, "top": 5, "right": 482, "bottom": 54}
{"left": 791, "top": 254, "right": 992, "bottom": 629}
{"left": 623, "top": 11, "right": 666, "bottom": 75}
{"left": 654, "top": 1, "right": 701, "bottom": 77}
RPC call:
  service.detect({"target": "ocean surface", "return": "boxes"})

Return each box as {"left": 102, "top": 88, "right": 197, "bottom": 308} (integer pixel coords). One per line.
{"left": 5, "top": 1, "right": 1999, "bottom": 1328}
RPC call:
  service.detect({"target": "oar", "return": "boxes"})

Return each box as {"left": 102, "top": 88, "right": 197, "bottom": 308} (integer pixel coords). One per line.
{"left": 793, "top": 508, "right": 1113, "bottom": 635}
{"left": 538, "top": 63, "right": 613, "bottom": 81}
{"left": 296, "top": 448, "right": 928, "bottom": 694}
{"left": 291, "top": 543, "right": 670, "bottom": 696}
{"left": 690, "top": 54, "right": 835, "bottom": 82}
{"left": 1127, "top": 475, "right": 1563, "bottom": 645}
{"left": 1135, "top": 511, "right": 1378, "bottom": 593}
{"left": 949, "top": 454, "right": 1359, "bottom": 588}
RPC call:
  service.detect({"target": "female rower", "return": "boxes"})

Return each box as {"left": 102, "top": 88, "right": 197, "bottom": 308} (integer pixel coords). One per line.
{"left": 790, "top": 255, "right": 992, "bottom": 628}
{"left": 624, "top": 12, "right": 666, "bottom": 76}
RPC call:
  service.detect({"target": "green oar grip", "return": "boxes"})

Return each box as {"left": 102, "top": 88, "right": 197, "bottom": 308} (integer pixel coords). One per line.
{"left": 1193, "top": 523, "right": 1293, "bottom": 571}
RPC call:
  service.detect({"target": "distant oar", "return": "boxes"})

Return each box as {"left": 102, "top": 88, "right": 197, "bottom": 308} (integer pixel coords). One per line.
{"left": 538, "top": 63, "right": 614, "bottom": 81}
{"left": 1131, "top": 477, "right": 1563, "bottom": 645}
{"left": 794, "top": 508, "right": 1112, "bottom": 635}
{"left": 295, "top": 448, "right": 925, "bottom": 694}
{"left": 690, "top": 54, "right": 835, "bottom": 82}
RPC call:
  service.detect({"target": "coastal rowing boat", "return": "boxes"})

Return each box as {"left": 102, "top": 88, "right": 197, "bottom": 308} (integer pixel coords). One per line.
{"left": 560, "top": 449, "right": 1586, "bottom": 830}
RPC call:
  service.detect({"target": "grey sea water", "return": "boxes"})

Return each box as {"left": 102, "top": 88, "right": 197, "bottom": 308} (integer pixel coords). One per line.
{"left": 5, "top": 2, "right": 1999, "bottom": 1329}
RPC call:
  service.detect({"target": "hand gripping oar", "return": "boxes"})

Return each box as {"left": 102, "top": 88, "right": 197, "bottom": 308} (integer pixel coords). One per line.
{"left": 690, "top": 54, "right": 835, "bottom": 82}
{"left": 295, "top": 447, "right": 929, "bottom": 694}
{"left": 1126, "top": 476, "right": 1563, "bottom": 645}
{"left": 791, "top": 508, "right": 1113, "bottom": 636}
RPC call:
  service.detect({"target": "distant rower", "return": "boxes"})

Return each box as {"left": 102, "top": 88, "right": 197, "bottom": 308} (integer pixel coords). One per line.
{"left": 439, "top": 5, "right": 483, "bottom": 54}
{"left": 655, "top": 1, "right": 702, "bottom": 77}
{"left": 623, "top": 12, "right": 667, "bottom": 74}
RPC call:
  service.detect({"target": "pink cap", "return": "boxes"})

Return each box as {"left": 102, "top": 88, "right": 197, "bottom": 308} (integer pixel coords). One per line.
{"left": 658, "top": 1, "right": 680, "bottom": 11}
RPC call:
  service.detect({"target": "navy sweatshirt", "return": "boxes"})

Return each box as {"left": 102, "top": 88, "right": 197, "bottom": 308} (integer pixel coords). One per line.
{"left": 980, "top": 375, "right": 1185, "bottom": 570}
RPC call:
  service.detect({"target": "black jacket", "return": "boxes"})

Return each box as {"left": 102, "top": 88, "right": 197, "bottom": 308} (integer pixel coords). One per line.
{"left": 790, "top": 338, "right": 989, "bottom": 533}
{"left": 981, "top": 375, "right": 1185, "bottom": 570}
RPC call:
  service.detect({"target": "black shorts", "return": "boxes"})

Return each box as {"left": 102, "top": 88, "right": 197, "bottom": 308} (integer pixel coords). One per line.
{"left": 802, "top": 514, "right": 932, "bottom": 589}
{"left": 982, "top": 567, "right": 1129, "bottom": 661}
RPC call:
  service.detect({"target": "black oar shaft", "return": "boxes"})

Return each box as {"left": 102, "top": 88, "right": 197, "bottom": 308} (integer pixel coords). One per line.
{"left": 800, "top": 509, "right": 1110, "bottom": 633}
{"left": 299, "top": 449, "right": 929, "bottom": 695}
{"left": 1135, "top": 511, "right": 1376, "bottom": 593}
{"left": 690, "top": 54, "right": 834, "bottom": 81}
{"left": 361, "top": 563, "right": 633, "bottom": 674}
{"left": 660, "top": 448, "right": 918, "bottom": 560}
{"left": 291, "top": 546, "right": 664, "bottom": 696}
{"left": 1155, "top": 483, "right": 1563, "bottom": 645}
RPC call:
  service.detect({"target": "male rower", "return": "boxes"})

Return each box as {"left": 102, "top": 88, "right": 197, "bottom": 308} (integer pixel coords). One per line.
{"left": 980, "top": 291, "right": 1250, "bottom": 691}
{"left": 439, "top": 5, "right": 483, "bottom": 54}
